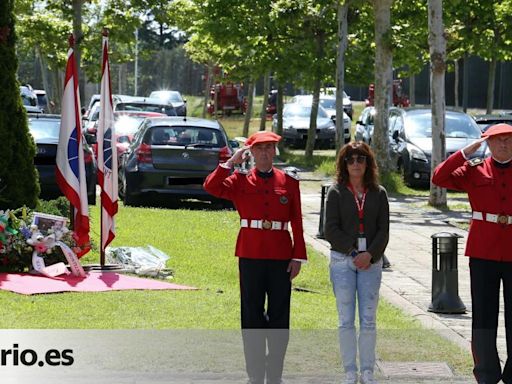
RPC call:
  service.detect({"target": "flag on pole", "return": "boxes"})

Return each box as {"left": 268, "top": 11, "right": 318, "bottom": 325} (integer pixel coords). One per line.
{"left": 55, "top": 34, "right": 90, "bottom": 257}
{"left": 97, "top": 29, "right": 118, "bottom": 257}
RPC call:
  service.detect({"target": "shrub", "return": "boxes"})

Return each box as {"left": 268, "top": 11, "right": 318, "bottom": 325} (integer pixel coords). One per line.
{"left": 0, "top": 1, "right": 39, "bottom": 210}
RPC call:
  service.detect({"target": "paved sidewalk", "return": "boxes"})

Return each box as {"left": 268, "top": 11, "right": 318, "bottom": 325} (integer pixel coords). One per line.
{"left": 298, "top": 173, "right": 508, "bottom": 383}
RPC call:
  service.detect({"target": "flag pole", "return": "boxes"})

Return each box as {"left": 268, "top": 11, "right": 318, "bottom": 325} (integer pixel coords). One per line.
{"left": 68, "top": 34, "right": 75, "bottom": 232}
{"left": 97, "top": 27, "right": 119, "bottom": 268}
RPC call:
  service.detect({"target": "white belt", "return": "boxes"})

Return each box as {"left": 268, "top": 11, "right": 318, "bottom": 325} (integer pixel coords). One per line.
{"left": 240, "top": 219, "right": 289, "bottom": 231}
{"left": 472, "top": 211, "right": 512, "bottom": 225}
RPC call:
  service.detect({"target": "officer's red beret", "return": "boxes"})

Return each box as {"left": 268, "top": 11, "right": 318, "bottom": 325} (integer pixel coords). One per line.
{"left": 245, "top": 131, "right": 282, "bottom": 146}
{"left": 482, "top": 123, "right": 512, "bottom": 138}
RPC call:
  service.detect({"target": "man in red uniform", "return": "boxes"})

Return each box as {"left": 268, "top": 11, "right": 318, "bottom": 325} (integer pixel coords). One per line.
{"left": 432, "top": 124, "right": 512, "bottom": 384}
{"left": 204, "top": 131, "right": 307, "bottom": 384}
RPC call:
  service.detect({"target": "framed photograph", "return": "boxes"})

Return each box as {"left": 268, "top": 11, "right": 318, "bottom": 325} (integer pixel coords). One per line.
{"left": 31, "top": 212, "right": 68, "bottom": 235}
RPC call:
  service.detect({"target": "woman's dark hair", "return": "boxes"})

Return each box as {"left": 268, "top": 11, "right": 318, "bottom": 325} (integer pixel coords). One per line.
{"left": 335, "top": 141, "right": 379, "bottom": 189}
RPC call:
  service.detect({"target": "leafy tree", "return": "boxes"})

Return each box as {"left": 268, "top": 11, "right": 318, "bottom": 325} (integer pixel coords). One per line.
{"left": 0, "top": 0, "right": 39, "bottom": 208}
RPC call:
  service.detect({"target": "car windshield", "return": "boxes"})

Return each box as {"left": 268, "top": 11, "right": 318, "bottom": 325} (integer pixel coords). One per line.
{"left": 320, "top": 98, "right": 336, "bottom": 109}
{"left": 116, "top": 103, "right": 176, "bottom": 116}
{"left": 284, "top": 104, "right": 328, "bottom": 118}
{"left": 28, "top": 119, "right": 60, "bottom": 140}
{"left": 405, "top": 113, "right": 481, "bottom": 139}
{"left": 151, "top": 91, "right": 182, "bottom": 103}
{"left": 148, "top": 126, "right": 226, "bottom": 147}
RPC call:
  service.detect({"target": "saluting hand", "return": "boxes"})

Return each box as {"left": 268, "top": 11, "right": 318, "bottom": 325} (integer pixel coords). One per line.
{"left": 227, "top": 146, "right": 250, "bottom": 166}
{"left": 462, "top": 137, "right": 487, "bottom": 158}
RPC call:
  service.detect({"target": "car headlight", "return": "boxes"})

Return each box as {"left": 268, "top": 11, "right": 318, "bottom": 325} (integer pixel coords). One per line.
{"left": 408, "top": 145, "right": 428, "bottom": 161}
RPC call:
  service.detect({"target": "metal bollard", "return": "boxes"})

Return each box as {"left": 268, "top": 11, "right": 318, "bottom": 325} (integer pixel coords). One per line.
{"left": 428, "top": 232, "right": 466, "bottom": 314}
{"left": 316, "top": 183, "right": 332, "bottom": 239}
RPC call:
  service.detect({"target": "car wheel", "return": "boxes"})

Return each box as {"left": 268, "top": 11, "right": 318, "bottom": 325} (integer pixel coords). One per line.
{"left": 122, "top": 176, "right": 139, "bottom": 206}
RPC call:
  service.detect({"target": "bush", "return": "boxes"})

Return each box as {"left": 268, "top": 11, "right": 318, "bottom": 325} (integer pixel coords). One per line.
{"left": 36, "top": 197, "right": 71, "bottom": 218}
{"left": 0, "top": 2, "right": 39, "bottom": 209}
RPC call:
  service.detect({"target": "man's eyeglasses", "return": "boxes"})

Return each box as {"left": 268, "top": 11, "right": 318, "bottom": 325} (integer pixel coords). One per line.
{"left": 345, "top": 155, "right": 367, "bottom": 165}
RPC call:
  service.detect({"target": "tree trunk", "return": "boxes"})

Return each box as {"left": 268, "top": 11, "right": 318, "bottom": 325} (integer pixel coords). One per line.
{"left": 243, "top": 81, "right": 254, "bottom": 137}
{"left": 305, "top": 31, "right": 325, "bottom": 160}
{"left": 276, "top": 83, "right": 285, "bottom": 153}
{"left": 372, "top": 0, "right": 393, "bottom": 173}
{"left": 259, "top": 72, "right": 270, "bottom": 131}
{"left": 462, "top": 53, "right": 469, "bottom": 112}
{"left": 36, "top": 45, "right": 52, "bottom": 113}
{"left": 203, "top": 65, "right": 212, "bottom": 118}
{"left": 409, "top": 74, "right": 415, "bottom": 106}
{"left": 72, "top": 0, "right": 84, "bottom": 102}
{"left": 486, "top": 57, "right": 497, "bottom": 114}
{"left": 454, "top": 59, "right": 459, "bottom": 108}
{"left": 428, "top": 0, "right": 447, "bottom": 208}
{"left": 336, "top": 0, "right": 350, "bottom": 154}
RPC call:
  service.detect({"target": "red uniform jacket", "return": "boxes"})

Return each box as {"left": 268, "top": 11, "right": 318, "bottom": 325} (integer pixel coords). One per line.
{"left": 432, "top": 151, "right": 512, "bottom": 261}
{"left": 203, "top": 165, "right": 307, "bottom": 261}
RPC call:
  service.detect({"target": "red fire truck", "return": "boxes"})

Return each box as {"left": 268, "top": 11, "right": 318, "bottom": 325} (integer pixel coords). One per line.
{"left": 207, "top": 82, "right": 247, "bottom": 116}
{"left": 365, "top": 79, "right": 410, "bottom": 107}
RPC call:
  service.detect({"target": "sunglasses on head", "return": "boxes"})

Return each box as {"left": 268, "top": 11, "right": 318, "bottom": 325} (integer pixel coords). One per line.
{"left": 345, "top": 155, "right": 367, "bottom": 165}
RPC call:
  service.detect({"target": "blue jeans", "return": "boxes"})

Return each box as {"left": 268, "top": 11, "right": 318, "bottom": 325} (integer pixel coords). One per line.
{"left": 329, "top": 250, "right": 382, "bottom": 373}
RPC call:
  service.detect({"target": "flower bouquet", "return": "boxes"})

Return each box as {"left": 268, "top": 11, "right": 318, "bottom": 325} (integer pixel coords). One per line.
{"left": 0, "top": 208, "right": 87, "bottom": 277}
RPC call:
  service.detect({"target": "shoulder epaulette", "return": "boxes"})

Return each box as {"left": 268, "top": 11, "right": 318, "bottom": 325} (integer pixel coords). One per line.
{"left": 283, "top": 166, "right": 300, "bottom": 180}
{"left": 468, "top": 157, "right": 484, "bottom": 167}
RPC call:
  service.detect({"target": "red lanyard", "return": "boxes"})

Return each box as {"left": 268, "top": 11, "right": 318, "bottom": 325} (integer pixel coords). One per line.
{"left": 348, "top": 184, "right": 366, "bottom": 233}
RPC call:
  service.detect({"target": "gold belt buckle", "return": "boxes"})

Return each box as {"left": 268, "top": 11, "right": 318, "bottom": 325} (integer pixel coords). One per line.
{"left": 262, "top": 220, "right": 272, "bottom": 230}
{"left": 498, "top": 214, "right": 509, "bottom": 225}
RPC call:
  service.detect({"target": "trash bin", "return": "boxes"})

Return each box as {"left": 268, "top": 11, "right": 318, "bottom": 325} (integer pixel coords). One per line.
{"left": 316, "top": 183, "right": 332, "bottom": 239}
{"left": 428, "top": 232, "right": 466, "bottom": 314}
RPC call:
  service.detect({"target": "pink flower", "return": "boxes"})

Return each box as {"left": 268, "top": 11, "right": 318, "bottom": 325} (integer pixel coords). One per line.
{"left": 34, "top": 243, "right": 47, "bottom": 254}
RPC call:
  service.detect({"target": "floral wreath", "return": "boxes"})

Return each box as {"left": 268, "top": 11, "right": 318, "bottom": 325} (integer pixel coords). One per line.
{"left": 0, "top": 208, "right": 88, "bottom": 276}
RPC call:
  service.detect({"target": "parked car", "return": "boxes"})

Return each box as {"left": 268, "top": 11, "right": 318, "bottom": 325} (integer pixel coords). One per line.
{"left": 316, "top": 95, "right": 352, "bottom": 141}
{"left": 114, "top": 95, "right": 177, "bottom": 116}
{"left": 290, "top": 94, "right": 352, "bottom": 138}
{"left": 34, "top": 90, "right": 49, "bottom": 113}
{"left": 319, "top": 88, "right": 353, "bottom": 119}
{"left": 82, "top": 95, "right": 177, "bottom": 135}
{"left": 119, "top": 116, "right": 235, "bottom": 206}
{"left": 83, "top": 111, "right": 166, "bottom": 162}
{"left": 473, "top": 113, "right": 512, "bottom": 133}
{"left": 273, "top": 103, "right": 337, "bottom": 148}
{"left": 28, "top": 114, "right": 97, "bottom": 204}
{"left": 354, "top": 106, "right": 375, "bottom": 144}
{"left": 149, "top": 90, "right": 187, "bottom": 116}
{"left": 20, "top": 85, "right": 41, "bottom": 112}
{"left": 388, "top": 107, "right": 485, "bottom": 186}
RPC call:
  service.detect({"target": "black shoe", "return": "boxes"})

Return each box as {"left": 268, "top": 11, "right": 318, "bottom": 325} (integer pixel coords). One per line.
{"left": 382, "top": 254, "right": 391, "bottom": 269}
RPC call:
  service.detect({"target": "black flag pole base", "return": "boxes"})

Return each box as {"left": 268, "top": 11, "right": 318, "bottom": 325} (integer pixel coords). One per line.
{"left": 82, "top": 264, "right": 124, "bottom": 272}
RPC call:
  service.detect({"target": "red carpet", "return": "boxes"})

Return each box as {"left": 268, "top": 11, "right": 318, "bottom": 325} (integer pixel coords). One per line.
{"left": 0, "top": 272, "right": 197, "bottom": 295}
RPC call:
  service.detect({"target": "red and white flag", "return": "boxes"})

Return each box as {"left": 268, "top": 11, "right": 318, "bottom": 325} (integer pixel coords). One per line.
{"left": 55, "top": 35, "right": 90, "bottom": 257}
{"left": 97, "top": 30, "right": 118, "bottom": 254}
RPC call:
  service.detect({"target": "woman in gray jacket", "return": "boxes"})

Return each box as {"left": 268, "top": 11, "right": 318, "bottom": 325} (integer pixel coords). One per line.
{"left": 324, "top": 141, "right": 389, "bottom": 384}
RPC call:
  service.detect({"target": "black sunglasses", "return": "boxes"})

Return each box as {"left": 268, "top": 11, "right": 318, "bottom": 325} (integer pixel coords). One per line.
{"left": 345, "top": 155, "right": 367, "bottom": 165}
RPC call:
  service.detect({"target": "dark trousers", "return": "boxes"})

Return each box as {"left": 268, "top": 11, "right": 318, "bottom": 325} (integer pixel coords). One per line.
{"left": 239, "top": 258, "right": 291, "bottom": 384}
{"left": 470, "top": 258, "right": 512, "bottom": 384}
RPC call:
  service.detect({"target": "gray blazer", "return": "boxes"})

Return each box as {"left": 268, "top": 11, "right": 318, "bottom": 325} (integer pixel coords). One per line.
{"left": 324, "top": 183, "right": 389, "bottom": 263}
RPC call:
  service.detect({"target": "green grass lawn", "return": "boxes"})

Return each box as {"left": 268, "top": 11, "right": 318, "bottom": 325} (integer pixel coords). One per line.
{"left": 0, "top": 203, "right": 472, "bottom": 374}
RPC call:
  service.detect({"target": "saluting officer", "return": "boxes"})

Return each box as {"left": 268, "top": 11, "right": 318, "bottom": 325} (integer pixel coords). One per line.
{"left": 432, "top": 123, "right": 512, "bottom": 384}
{"left": 204, "top": 131, "right": 307, "bottom": 384}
